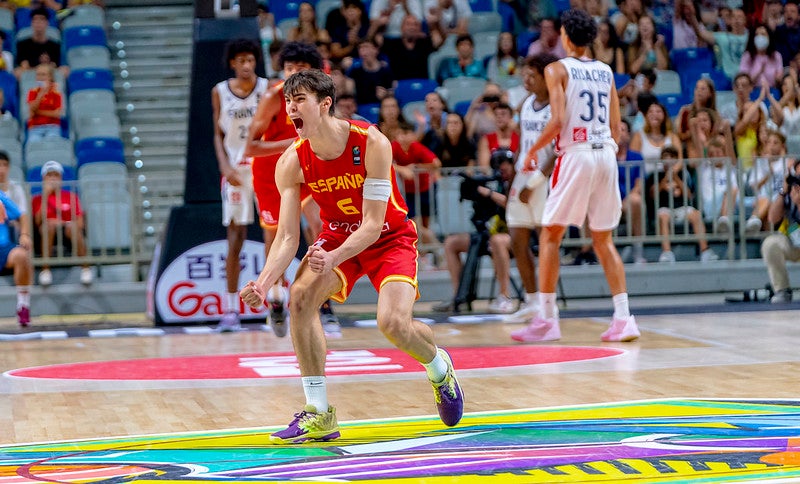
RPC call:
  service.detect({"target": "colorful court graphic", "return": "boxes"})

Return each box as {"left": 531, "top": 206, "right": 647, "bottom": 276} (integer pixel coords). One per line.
{"left": 2, "top": 399, "right": 800, "bottom": 482}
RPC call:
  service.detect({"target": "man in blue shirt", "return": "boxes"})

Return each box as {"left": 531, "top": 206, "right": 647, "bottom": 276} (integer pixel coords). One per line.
{"left": 0, "top": 190, "right": 33, "bottom": 327}
{"left": 617, "top": 119, "right": 646, "bottom": 264}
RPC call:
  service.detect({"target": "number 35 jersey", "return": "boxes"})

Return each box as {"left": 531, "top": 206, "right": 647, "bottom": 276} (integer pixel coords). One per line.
{"left": 296, "top": 120, "right": 411, "bottom": 235}
{"left": 557, "top": 57, "right": 613, "bottom": 151}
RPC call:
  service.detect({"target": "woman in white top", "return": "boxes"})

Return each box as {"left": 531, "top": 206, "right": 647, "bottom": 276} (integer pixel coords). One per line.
{"left": 768, "top": 73, "right": 800, "bottom": 139}
{"left": 629, "top": 101, "right": 682, "bottom": 174}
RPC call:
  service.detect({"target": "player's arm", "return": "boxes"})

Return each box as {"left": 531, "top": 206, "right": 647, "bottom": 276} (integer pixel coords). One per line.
{"left": 211, "top": 87, "right": 237, "bottom": 184}
{"left": 609, "top": 80, "right": 622, "bottom": 144}
{"left": 326, "top": 126, "right": 393, "bottom": 266}
{"left": 524, "top": 63, "right": 566, "bottom": 163}
{"left": 241, "top": 147, "right": 304, "bottom": 307}
{"left": 244, "top": 86, "right": 295, "bottom": 157}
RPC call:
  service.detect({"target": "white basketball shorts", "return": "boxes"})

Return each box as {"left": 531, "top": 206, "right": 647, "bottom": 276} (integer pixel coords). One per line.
{"left": 221, "top": 163, "right": 255, "bottom": 227}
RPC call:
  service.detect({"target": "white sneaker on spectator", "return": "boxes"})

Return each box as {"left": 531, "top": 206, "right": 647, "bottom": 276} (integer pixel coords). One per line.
{"left": 634, "top": 256, "right": 648, "bottom": 264}
{"left": 716, "top": 216, "right": 731, "bottom": 234}
{"left": 80, "top": 267, "right": 93, "bottom": 285}
{"left": 39, "top": 269, "right": 52, "bottom": 286}
{"left": 700, "top": 249, "right": 719, "bottom": 262}
{"left": 745, "top": 216, "right": 762, "bottom": 234}
{"left": 502, "top": 299, "right": 539, "bottom": 323}
{"left": 658, "top": 251, "right": 676, "bottom": 263}
{"left": 488, "top": 294, "right": 516, "bottom": 314}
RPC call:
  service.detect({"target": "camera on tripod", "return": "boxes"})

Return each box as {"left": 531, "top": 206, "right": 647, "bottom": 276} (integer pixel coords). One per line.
{"left": 456, "top": 149, "right": 514, "bottom": 231}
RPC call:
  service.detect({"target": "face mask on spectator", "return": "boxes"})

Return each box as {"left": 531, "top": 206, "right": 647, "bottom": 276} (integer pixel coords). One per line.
{"left": 754, "top": 35, "right": 770, "bottom": 51}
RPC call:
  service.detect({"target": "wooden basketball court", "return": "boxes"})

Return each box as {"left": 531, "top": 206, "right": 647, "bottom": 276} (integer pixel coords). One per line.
{"left": 1, "top": 302, "right": 800, "bottom": 482}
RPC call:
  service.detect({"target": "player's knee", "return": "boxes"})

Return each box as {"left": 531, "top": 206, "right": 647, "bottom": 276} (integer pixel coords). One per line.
{"left": 375, "top": 310, "right": 406, "bottom": 339}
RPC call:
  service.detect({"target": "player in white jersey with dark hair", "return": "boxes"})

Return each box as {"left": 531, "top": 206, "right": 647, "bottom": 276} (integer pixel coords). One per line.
{"left": 511, "top": 9, "right": 641, "bottom": 343}
{"left": 212, "top": 38, "right": 269, "bottom": 332}
{"left": 502, "top": 53, "right": 558, "bottom": 325}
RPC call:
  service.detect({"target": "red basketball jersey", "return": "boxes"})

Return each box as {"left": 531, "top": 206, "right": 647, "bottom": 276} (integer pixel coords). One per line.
{"left": 296, "top": 120, "right": 410, "bottom": 233}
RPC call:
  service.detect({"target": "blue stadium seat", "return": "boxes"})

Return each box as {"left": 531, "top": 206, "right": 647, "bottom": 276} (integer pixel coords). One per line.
{"left": 453, "top": 100, "right": 471, "bottom": 118}
{"left": 670, "top": 48, "right": 714, "bottom": 71}
{"left": 0, "top": 70, "right": 18, "bottom": 117}
{"left": 356, "top": 103, "right": 380, "bottom": 124}
{"left": 61, "top": 5, "right": 105, "bottom": 30}
{"left": 657, "top": 93, "right": 686, "bottom": 118}
{"left": 614, "top": 73, "right": 631, "bottom": 89}
{"left": 467, "top": 0, "right": 494, "bottom": 12}
{"left": 75, "top": 137, "right": 125, "bottom": 167}
{"left": 679, "top": 68, "right": 732, "bottom": 98}
{"left": 27, "top": 165, "right": 76, "bottom": 194}
{"left": 68, "top": 69, "right": 114, "bottom": 92}
{"left": 63, "top": 26, "right": 107, "bottom": 51}
{"left": 394, "top": 78, "right": 438, "bottom": 106}
{"left": 271, "top": 1, "right": 302, "bottom": 23}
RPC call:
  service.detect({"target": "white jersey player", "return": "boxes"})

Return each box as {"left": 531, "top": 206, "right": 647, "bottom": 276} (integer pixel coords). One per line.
{"left": 511, "top": 9, "right": 640, "bottom": 344}
{"left": 211, "top": 39, "right": 268, "bottom": 331}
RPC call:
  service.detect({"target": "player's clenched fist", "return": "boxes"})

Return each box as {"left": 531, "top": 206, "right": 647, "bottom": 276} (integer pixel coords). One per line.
{"left": 240, "top": 280, "right": 266, "bottom": 309}
{"left": 307, "top": 245, "right": 336, "bottom": 274}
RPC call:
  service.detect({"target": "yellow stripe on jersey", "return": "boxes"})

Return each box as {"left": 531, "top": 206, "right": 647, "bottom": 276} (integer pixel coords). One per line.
{"left": 389, "top": 191, "right": 408, "bottom": 215}
{"left": 350, "top": 124, "right": 370, "bottom": 136}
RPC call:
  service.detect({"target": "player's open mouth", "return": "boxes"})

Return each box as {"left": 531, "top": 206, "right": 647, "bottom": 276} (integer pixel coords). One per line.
{"left": 291, "top": 117, "right": 304, "bottom": 131}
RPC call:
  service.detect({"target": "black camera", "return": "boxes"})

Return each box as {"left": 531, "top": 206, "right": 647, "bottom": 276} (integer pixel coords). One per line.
{"left": 482, "top": 95, "right": 501, "bottom": 103}
{"left": 458, "top": 170, "right": 501, "bottom": 231}
{"left": 787, "top": 174, "right": 800, "bottom": 189}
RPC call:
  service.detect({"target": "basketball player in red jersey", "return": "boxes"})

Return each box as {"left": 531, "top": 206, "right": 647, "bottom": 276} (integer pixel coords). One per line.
{"left": 240, "top": 69, "right": 464, "bottom": 443}
{"left": 244, "top": 42, "right": 340, "bottom": 338}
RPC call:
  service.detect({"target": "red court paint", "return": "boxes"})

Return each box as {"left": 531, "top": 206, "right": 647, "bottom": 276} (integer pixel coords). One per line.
{"left": 6, "top": 346, "right": 623, "bottom": 380}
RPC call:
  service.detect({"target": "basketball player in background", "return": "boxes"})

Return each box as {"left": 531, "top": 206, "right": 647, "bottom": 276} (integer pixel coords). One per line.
{"left": 245, "top": 41, "right": 341, "bottom": 338}
{"left": 512, "top": 9, "right": 640, "bottom": 343}
{"left": 212, "top": 39, "right": 268, "bottom": 332}
{"left": 502, "top": 53, "right": 558, "bottom": 327}
{"left": 240, "top": 69, "right": 463, "bottom": 443}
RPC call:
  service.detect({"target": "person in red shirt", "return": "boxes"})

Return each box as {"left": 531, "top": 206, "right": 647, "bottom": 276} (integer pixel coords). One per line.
{"left": 476, "top": 102, "right": 519, "bottom": 171}
{"left": 240, "top": 69, "right": 463, "bottom": 444}
{"left": 31, "top": 161, "right": 92, "bottom": 287}
{"left": 26, "top": 64, "right": 63, "bottom": 144}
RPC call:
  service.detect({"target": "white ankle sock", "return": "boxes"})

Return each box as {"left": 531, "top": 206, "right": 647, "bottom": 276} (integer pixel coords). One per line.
{"left": 526, "top": 292, "right": 539, "bottom": 307}
{"left": 423, "top": 348, "right": 448, "bottom": 383}
{"left": 226, "top": 292, "right": 240, "bottom": 313}
{"left": 539, "top": 293, "right": 557, "bottom": 319}
{"left": 612, "top": 293, "right": 630, "bottom": 319}
{"left": 302, "top": 376, "right": 328, "bottom": 411}
{"left": 17, "top": 287, "right": 30, "bottom": 309}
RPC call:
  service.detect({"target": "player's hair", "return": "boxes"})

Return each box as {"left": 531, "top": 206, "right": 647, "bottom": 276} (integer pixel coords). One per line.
{"left": 525, "top": 53, "right": 559, "bottom": 74}
{"left": 561, "top": 9, "right": 597, "bottom": 47}
{"left": 278, "top": 41, "right": 323, "bottom": 70}
{"left": 284, "top": 69, "right": 336, "bottom": 116}
{"left": 224, "top": 38, "right": 261, "bottom": 66}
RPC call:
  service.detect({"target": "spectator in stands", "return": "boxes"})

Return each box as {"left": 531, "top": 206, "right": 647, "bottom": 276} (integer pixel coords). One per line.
{"left": 0, "top": 151, "right": 30, "bottom": 251}
{"left": 676, "top": 77, "right": 717, "bottom": 145}
{"left": 686, "top": 107, "right": 722, "bottom": 160}
{"left": 749, "top": 130, "right": 792, "bottom": 232}
{"left": 425, "top": 0, "right": 471, "bottom": 37}
{"left": 369, "top": 0, "right": 424, "bottom": 39}
{"left": 329, "top": 0, "right": 373, "bottom": 62}
{"left": 32, "top": 160, "right": 92, "bottom": 286}
{"left": 329, "top": 62, "right": 355, "bottom": 96}
{"left": 630, "top": 102, "right": 682, "bottom": 170}
{"left": 592, "top": 19, "right": 626, "bottom": 74}
{"left": 417, "top": 91, "right": 448, "bottom": 153}
{"left": 377, "top": 95, "right": 406, "bottom": 142}
{"left": 391, "top": 121, "right": 442, "bottom": 267}
{"left": 673, "top": 0, "right": 708, "bottom": 49}
{"left": 257, "top": 2, "right": 282, "bottom": 73}
{"left": 334, "top": 92, "right": 359, "bottom": 120}
{"left": 648, "top": 147, "right": 718, "bottom": 263}
{"left": 696, "top": 131, "right": 739, "bottom": 233}
{"left": 735, "top": 81, "right": 769, "bottom": 170}
{"left": 438, "top": 112, "right": 476, "bottom": 168}
{"left": 774, "top": 0, "right": 800, "bottom": 68}
{"left": 526, "top": 18, "right": 567, "bottom": 58}
{"left": 720, "top": 72, "right": 756, "bottom": 126}
{"left": 690, "top": 7, "right": 748, "bottom": 81}
{"left": 436, "top": 33, "right": 486, "bottom": 85}
{"left": 0, "top": 32, "right": 13, "bottom": 74}
{"left": 619, "top": 68, "right": 657, "bottom": 132}
{"left": 14, "top": 7, "right": 61, "bottom": 77}
{"left": 764, "top": 0, "right": 784, "bottom": 31}
{"left": 286, "top": 2, "right": 331, "bottom": 45}
{"left": 0, "top": 188, "right": 32, "bottom": 327}
{"left": 465, "top": 82, "right": 506, "bottom": 141}
{"left": 25, "top": 63, "right": 63, "bottom": 144}
{"left": 740, "top": 24, "right": 783, "bottom": 89}
{"left": 769, "top": 73, "right": 800, "bottom": 138}
{"left": 612, "top": 0, "right": 643, "bottom": 45}
{"left": 433, "top": 153, "right": 516, "bottom": 313}
{"left": 617, "top": 119, "right": 647, "bottom": 264}
{"left": 626, "top": 15, "right": 668, "bottom": 74}
{"left": 486, "top": 32, "right": 521, "bottom": 83}
{"left": 476, "top": 102, "right": 519, "bottom": 172}
{"left": 382, "top": 14, "right": 443, "bottom": 81}
{"left": 347, "top": 38, "right": 395, "bottom": 106}
{"left": 761, "top": 160, "right": 800, "bottom": 303}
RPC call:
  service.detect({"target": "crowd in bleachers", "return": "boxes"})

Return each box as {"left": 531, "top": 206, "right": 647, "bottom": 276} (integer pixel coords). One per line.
{"left": 0, "top": 0, "right": 129, "bottom": 292}
{"left": 256, "top": 0, "right": 800, "bottom": 271}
